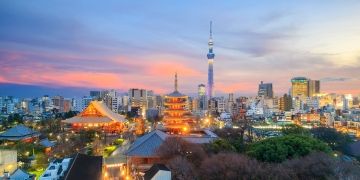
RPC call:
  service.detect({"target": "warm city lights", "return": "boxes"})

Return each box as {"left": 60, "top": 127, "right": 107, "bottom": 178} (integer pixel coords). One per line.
{"left": 1, "top": 1, "right": 360, "bottom": 180}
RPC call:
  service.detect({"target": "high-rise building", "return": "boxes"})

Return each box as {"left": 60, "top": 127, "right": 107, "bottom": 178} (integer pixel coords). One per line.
{"left": 291, "top": 77, "right": 309, "bottom": 98}
{"left": 279, "top": 94, "right": 292, "bottom": 111}
{"left": 198, "top": 84, "right": 206, "bottom": 111}
{"left": 128, "top": 88, "right": 148, "bottom": 116}
{"left": 308, "top": 80, "right": 320, "bottom": 97}
{"left": 343, "top": 94, "right": 353, "bottom": 110}
{"left": 89, "top": 91, "right": 101, "bottom": 99}
{"left": 198, "top": 84, "right": 206, "bottom": 97}
{"left": 41, "top": 95, "right": 52, "bottom": 112}
{"left": 81, "top": 96, "right": 93, "bottom": 110}
{"left": 120, "top": 95, "right": 129, "bottom": 112}
{"left": 63, "top": 99, "right": 72, "bottom": 112}
{"left": 111, "top": 96, "right": 122, "bottom": 113}
{"left": 0, "top": 97, "right": 3, "bottom": 111}
{"left": 71, "top": 97, "right": 82, "bottom": 112}
{"left": 52, "top": 96, "right": 64, "bottom": 112}
{"left": 227, "top": 93, "right": 235, "bottom": 113}
{"left": 207, "top": 21, "right": 215, "bottom": 99}
{"left": 258, "top": 81, "right": 273, "bottom": 98}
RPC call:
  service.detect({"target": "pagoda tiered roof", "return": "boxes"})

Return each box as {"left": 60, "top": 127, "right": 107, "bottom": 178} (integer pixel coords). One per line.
{"left": 166, "top": 90, "right": 186, "bottom": 98}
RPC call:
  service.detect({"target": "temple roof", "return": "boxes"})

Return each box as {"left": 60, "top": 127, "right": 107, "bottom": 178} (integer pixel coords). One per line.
{"left": 0, "top": 124, "right": 40, "bottom": 140}
{"left": 125, "top": 129, "right": 218, "bottom": 157}
{"left": 63, "top": 101, "right": 126, "bottom": 124}
{"left": 166, "top": 90, "right": 186, "bottom": 97}
{"left": 125, "top": 130, "right": 167, "bottom": 157}
{"left": 39, "top": 138, "right": 55, "bottom": 148}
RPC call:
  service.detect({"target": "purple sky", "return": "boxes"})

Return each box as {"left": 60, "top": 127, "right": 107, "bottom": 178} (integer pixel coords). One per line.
{"left": 0, "top": 1, "right": 360, "bottom": 97}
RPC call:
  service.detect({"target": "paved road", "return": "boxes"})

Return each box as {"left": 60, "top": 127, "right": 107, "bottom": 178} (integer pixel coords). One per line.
{"left": 111, "top": 140, "right": 130, "bottom": 157}
{"left": 103, "top": 141, "right": 131, "bottom": 179}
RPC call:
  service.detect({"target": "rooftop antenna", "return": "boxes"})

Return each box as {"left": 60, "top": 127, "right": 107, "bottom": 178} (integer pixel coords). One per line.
{"left": 175, "top": 72, "right": 178, "bottom": 92}
{"left": 210, "top": 21, "right": 213, "bottom": 38}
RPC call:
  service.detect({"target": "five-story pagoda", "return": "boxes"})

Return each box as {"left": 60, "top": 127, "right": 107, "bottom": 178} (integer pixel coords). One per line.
{"left": 163, "top": 73, "right": 195, "bottom": 133}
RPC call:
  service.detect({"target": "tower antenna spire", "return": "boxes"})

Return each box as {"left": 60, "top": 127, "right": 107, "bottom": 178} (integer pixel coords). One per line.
{"left": 210, "top": 21, "right": 213, "bottom": 38}
{"left": 175, "top": 72, "right": 178, "bottom": 91}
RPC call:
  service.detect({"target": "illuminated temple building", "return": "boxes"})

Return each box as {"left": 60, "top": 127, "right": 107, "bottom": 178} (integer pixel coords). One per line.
{"left": 162, "top": 73, "right": 196, "bottom": 132}
{"left": 63, "top": 101, "right": 126, "bottom": 133}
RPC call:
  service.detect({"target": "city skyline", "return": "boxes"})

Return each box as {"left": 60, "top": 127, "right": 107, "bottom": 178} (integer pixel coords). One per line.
{"left": 1, "top": 1, "right": 360, "bottom": 97}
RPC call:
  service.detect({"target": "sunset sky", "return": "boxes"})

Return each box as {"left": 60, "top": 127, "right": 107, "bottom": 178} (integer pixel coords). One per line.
{"left": 1, "top": 1, "right": 360, "bottom": 97}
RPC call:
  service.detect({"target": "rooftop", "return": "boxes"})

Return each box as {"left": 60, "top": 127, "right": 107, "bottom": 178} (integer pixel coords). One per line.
{"left": 41, "top": 153, "right": 102, "bottom": 180}
{"left": 63, "top": 101, "right": 126, "bottom": 124}
{"left": 291, "top": 77, "right": 308, "bottom": 81}
{"left": 0, "top": 124, "right": 40, "bottom": 141}
{"left": 64, "top": 153, "right": 103, "bottom": 180}
{"left": 144, "top": 164, "right": 170, "bottom": 180}
{"left": 126, "top": 129, "right": 218, "bottom": 157}
{"left": 166, "top": 90, "right": 186, "bottom": 97}
{"left": 9, "top": 168, "right": 34, "bottom": 180}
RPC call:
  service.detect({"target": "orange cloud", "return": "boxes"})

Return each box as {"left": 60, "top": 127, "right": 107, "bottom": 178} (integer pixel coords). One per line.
{"left": 147, "top": 62, "right": 202, "bottom": 77}
{"left": 216, "top": 82, "right": 254, "bottom": 93}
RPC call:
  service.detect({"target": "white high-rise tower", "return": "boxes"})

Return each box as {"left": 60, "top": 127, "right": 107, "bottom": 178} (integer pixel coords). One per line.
{"left": 207, "top": 21, "right": 215, "bottom": 99}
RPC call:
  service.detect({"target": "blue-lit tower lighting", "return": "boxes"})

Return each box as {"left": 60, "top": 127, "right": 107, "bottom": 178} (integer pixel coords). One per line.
{"left": 207, "top": 21, "right": 215, "bottom": 99}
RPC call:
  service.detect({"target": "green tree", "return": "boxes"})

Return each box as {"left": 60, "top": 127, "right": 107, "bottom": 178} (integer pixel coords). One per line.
{"left": 247, "top": 135, "right": 331, "bottom": 163}
{"left": 7, "top": 113, "right": 23, "bottom": 124}
{"left": 311, "top": 127, "right": 352, "bottom": 152}
{"left": 32, "top": 153, "right": 49, "bottom": 170}
{"left": 205, "top": 139, "right": 236, "bottom": 153}
{"left": 63, "top": 111, "right": 78, "bottom": 119}
{"left": 79, "top": 129, "right": 97, "bottom": 143}
{"left": 213, "top": 128, "right": 246, "bottom": 152}
{"left": 281, "top": 124, "right": 309, "bottom": 136}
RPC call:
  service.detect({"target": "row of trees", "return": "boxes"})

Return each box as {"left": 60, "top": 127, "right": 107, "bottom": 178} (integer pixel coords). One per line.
{"left": 156, "top": 136, "right": 360, "bottom": 180}
{"left": 154, "top": 124, "right": 358, "bottom": 179}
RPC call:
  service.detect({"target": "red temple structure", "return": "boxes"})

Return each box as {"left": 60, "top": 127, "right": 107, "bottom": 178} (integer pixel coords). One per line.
{"left": 63, "top": 101, "right": 126, "bottom": 133}
{"left": 162, "top": 73, "right": 196, "bottom": 133}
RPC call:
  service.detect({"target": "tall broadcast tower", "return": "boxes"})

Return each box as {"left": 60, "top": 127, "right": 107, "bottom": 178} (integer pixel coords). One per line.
{"left": 207, "top": 21, "right": 215, "bottom": 99}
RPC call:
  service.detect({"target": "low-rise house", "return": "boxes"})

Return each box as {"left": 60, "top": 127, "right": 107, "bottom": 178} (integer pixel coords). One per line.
{"left": 40, "top": 153, "right": 102, "bottom": 180}
{"left": 9, "top": 168, "right": 34, "bottom": 180}
{"left": 144, "top": 164, "right": 171, "bottom": 180}
{"left": 39, "top": 138, "right": 55, "bottom": 153}
{"left": 0, "top": 150, "right": 17, "bottom": 177}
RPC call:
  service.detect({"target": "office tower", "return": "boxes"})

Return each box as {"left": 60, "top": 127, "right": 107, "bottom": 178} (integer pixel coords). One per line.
{"left": 89, "top": 91, "right": 101, "bottom": 99}
{"left": 81, "top": 96, "right": 93, "bottom": 110}
{"left": 198, "top": 84, "right": 206, "bottom": 111}
{"left": 279, "top": 94, "right": 292, "bottom": 111}
{"left": 128, "top": 88, "right": 148, "bottom": 116}
{"left": 63, "top": 99, "right": 72, "bottom": 112}
{"left": 308, "top": 80, "right": 320, "bottom": 97}
{"left": 146, "top": 90, "right": 156, "bottom": 109}
{"left": 207, "top": 21, "right": 215, "bottom": 99}
{"left": 41, "top": 95, "right": 52, "bottom": 112}
{"left": 111, "top": 96, "right": 122, "bottom": 113}
{"left": 71, "top": 97, "right": 82, "bottom": 112}
{"left": 52, "top": 96, "right": 64, "bottom": 112}
{"left": 343, "top": 94, "right": 353, "bottom": 110}
{"left": 258, "top": 81, "right": 274, "bottom": 98}
{"left": 198, "top": 84, "right": 206, "bottom": 97}
{"left": 227, "top": 93, "right": 235, "bottom": 113}
{"left": 291, "top": 77, "right": 309, "bottom": 98}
